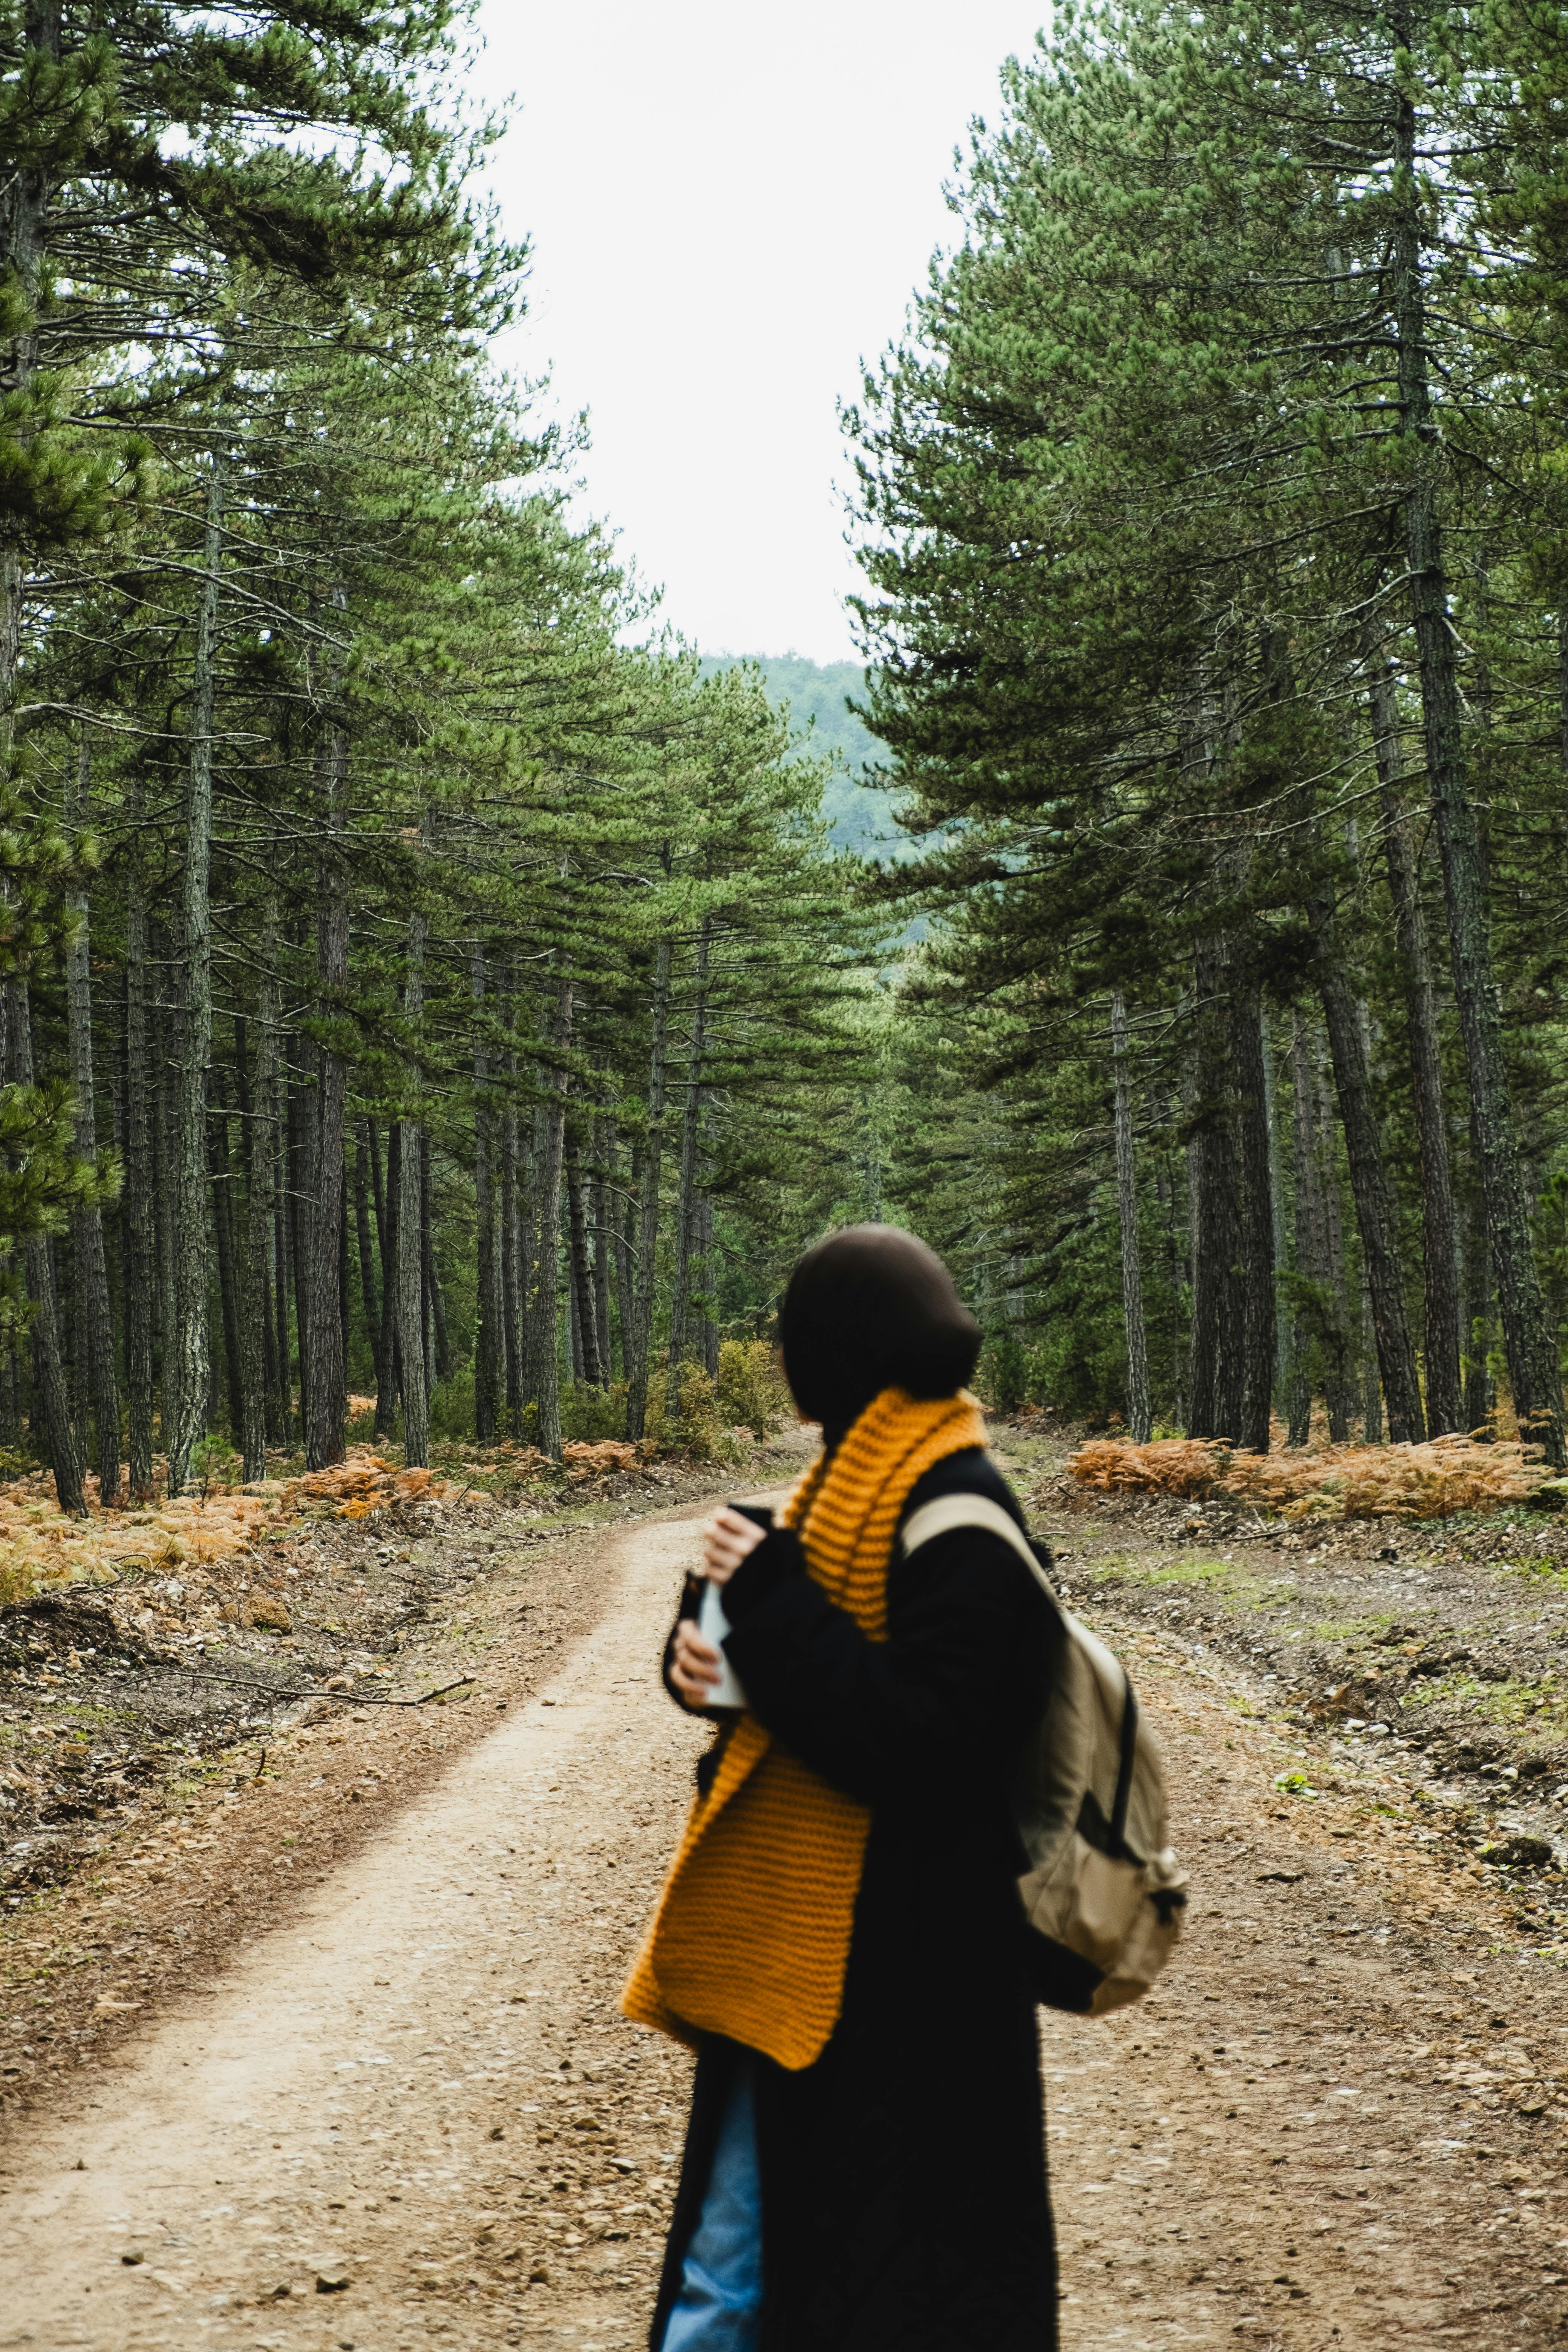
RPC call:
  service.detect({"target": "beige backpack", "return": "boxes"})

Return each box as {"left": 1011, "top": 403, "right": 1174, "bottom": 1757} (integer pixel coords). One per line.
{"left": 900, "top": 1493, "right": 1189, "bottom": 2016}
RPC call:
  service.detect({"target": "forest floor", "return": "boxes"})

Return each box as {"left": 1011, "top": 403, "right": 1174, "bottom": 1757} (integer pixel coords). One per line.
{"left": 0, "top": 1422, "right": 1566, "bottom": 2347}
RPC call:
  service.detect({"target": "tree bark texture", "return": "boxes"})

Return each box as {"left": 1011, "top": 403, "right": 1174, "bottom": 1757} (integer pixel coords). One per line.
{"left": 470, "top": 946, "right": 501, "bottom": 1441}
{"left": 122, "top": 814, "right": 156, "bottom": 1497}
{"left": 1110, "top": 991, "right": 1152, "bottom": 1444}
{"left": 373, "top": 1116, "right": 399, "bottom": 1437}
{"left": 209, "top": 1081, "right": 244, "bottom": 1442}
{"left": 354, "top": 1119, "right": 381, "bottom": 1395}
{"left": 64, "top": 738, "right": 119, "bottom": 1501}
{"left": 167, "top": 449, "right": 224, "bottom": 1495}
{"left": 1392, "top": 78, "right": 1564, "bottom": 1465}
{"left": 616, "top": 1135, "right": 639, "bottom": 1386}
{"left": 287, "top": 1075, "right": 312, "bottom": 1440}
{"left": 666, "top": 921, "right": 711, "bottom": 1418}
{"left": 1366, "top": 648, "right": 1464, "bottom": 1435}
{"left": 626, "top": 940, "right": 672, "bottom": 1441}
{"left": 420, "top": 1129, "right": 435, "bottom": 1393}
{"left": 592, "top": 1112, "right": 612, "bottom": 1384}
{"left": 1260, "top": 1012, "right": 1293, "bottom": 1406}
{"left": 304, "top": 661, "right": 349, "bottom": 1470}
{"left": 521, "top": 970, "right": 573, "bottom": 1456}
{"left": 396, "top": 882, "right": 429, "bottom": 1467}
{"left": 1185, "top": 937, "right": 1242, "bottom": 1441}
{"left": 566, "top": 1132, "right": 604, "bottom": 1388}
{"left": 499, "top": 989, "right": 522, "bottom": 1435}
{"left": 1309, "top": 871, "right": 1425, "bottom": 1442}
{"left": 8, "top": 979, "right": 84, "bottom": 1512}
{"left": 240, "top": 923, "right": 280, "bottom": 1479}
{"left": 1232, "top": 977, "right": 1276, "bottom": 1453}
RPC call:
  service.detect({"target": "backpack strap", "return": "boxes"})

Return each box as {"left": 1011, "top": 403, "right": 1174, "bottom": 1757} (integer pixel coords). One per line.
{"left": 899, "top": 1492, "right": 1058, "bottom": 1603}
{"left": 902, "top": 1493, "right": 1140, "bottom": 1845}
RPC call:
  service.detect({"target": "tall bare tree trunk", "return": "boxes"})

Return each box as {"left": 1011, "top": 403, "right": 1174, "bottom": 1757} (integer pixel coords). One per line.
{"left": 122, "top": 795, "right": 156, "bottom": 1497}
{"left": 238, "top": 907, "right": 279, "bottom": 1478}
{"left": 1309, "top": 885, "right": 1424, "bottom": 1442}
{"left": 626, "top": 940, "right": 672, "bottom": 1441}
{"left": 396, "top": 855, "right": 428, "bottom": 1467}
{"left": 1186, "top": 936, "right": 1242, "bottom": 1439}
{"left": 666, "top": 920, "right": 710, "bottom": 1418}
{"left": 8, "top": 979, "right": 84, "bottom": 1511}
{"left": 1233, "top": 976, "right": 1275, "bottom": 1453}
{"left": 1110, "top": 991, "right": 1152, "bottom": 1444}
{"left": 615, "top": 1135, "right": 639, "bottom": 1386}
{"left": 167, "top": 450, "right": 224, "bottom": 1494}
{"left": 470, "top": 945, "right": 501, "bottom": 1440}
{"left": 566, "top": 1130, "right": 604, "bottom": 1389}
{"left": 372, "top": 1117, "right": 398, "bottom": 1438}
{"left": 305, "top": 644, "right": 349, "bottom": 1470}
{"left": 499, "top": 975, "right": 523, "bottom": 1435}
{"left": 1365, "top": 645, "right": 1464, "bottom": 1434}
{"left": 592, "top": 1111, "right": 612, "bottom": 1385}
{"left": 354, "top": 1118, "right": 381, "bottom": 1397}
{"left": 64, "top": 738, "right": 119, "bottom": 1501}
{"left": 522, "top": 969, "right": 573, "bottom": 1457}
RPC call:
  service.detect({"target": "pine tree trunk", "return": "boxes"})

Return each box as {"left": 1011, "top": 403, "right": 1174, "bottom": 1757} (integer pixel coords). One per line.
{"left": 470, "top": 945, "right": 501, "bottom": 1441}
{"left": 122, "top": 810, "right": 156, "bottom": 1498}
{"left": 354, "top": 1119, "right": 381, "bottom": 1395}
{"left": 1312, "top": 1036, "right": 1357, "bottom": 1442}
{"left": 287, "top": 1075, "right": 312, "bottom": 1441}
{"left": 1110, "top": 991, "right": 1152, "bottom": 1444}
{"left": 240, "top": 922, "right": 279, "bottom": 1479}
{"left": 209, "top": 1079, "right": 244, "bottom": 1441}
{"left": 152, "top": 1004, "right": 175, "bottom": 1386}
{"left": 376, "top": 1121, "right": 400, "bottom": 1435}
{"left": 1186, "top": 936, "right": 1242, "bottom": 1439}
{"left": 616, "top": 1135, "right": 639, "bottom": 1386}
{"left": 420, "top": 1130, "right": 435, "bottom": 1394}
{"left": 1233, "top": 977, "right": 1275, "bottom": 1454}
{"left": 499, "top": 982, "right": 523, "bottom": 1434}
{"left": 666, "top": 921, "right": 710, "bottom": 1418}
{"left": 1261, "top": 1013, "right": 1294, "bottom": 1408}
{"left": 64, "top": 738, "right": 119, "bottom": 1502}
{"left": 305, "top": 679, "right": 349, "bottom": 1471}
{"left": 1309, "top": 886, "right": 1425, "bottom": 1442}
{"left": 166, "top": 449, "right": 224, "bottom": 1495}
{"left": 1391, "top": 76, "right": 1564, "bottom": 1465}
{"left": 1366, "top": 648, "right": 1465, "bottom": 1433}
{"left": 626, "top": 940, "right": 672, "bottom": 1441}
{"left": 592, "top": 1112, "right": 612, "bottom": 1384}
{"left": 8, "top": 980, "right": 85, "bottom": 1512}
{"left": 1285, "top": 1018, "right": 1315, "bottom": 1446}
{"left": 522, "top": 971, "right": 572, "bottom": 1457}
{"left": 565, "top": 1129, "right": 603, "bottom": 1387}
{"left": 1461, "top": 1113, "right": 1496, "bottom": 1435}
{"left": 698, "top": 1194, "right": 720, "bottom": 1378}
{"left": 396, "top": 871, "right": 428, "bottom": 1468}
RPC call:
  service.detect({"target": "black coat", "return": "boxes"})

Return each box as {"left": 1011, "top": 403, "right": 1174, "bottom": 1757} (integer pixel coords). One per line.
{"left": 651, "top": 1449, "right": 1063, "bottom": 2352}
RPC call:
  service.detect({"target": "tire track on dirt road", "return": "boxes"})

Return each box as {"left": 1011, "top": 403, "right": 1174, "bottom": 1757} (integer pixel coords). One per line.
{"left": 0, "top": 1488, "right": 1561, "bottom": 2351}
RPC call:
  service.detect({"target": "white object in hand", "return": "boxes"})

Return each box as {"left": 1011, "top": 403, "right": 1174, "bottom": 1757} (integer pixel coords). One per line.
{"left": 697, "top": 1578, "right": 749, "bottom": 1712}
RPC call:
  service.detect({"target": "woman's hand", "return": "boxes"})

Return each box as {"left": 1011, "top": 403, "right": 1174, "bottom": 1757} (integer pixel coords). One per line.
{"left": 701, "top": 1505, "right": 769, "bottom": 1586}
{"left": 669, "top": 1619, "right": 724, "bottom": 1708}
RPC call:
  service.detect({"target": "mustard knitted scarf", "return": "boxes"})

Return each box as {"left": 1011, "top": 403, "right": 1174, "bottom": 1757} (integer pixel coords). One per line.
{"left": 620, "top": 1386, "right": 988, "bottom": 2071}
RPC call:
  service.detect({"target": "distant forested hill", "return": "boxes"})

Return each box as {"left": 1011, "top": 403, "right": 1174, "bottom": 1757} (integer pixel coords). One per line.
{"left": 699, "top": 654, "right": 905, "bottom": 854}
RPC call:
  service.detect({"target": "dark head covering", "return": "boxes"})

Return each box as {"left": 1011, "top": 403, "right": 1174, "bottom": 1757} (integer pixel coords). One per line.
{"left": 777, "top": 1224, "right": 981, "bottom": 1442}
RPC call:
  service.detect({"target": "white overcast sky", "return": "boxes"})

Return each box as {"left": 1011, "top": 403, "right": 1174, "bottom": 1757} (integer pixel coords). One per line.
{"left": 473, "top": 0, "right": 1048, "bottom": 663}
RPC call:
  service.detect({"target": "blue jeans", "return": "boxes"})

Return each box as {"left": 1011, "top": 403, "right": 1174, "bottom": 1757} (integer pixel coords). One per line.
{"left": 659, "top": 2059, "right": 764, "bottom": 2352}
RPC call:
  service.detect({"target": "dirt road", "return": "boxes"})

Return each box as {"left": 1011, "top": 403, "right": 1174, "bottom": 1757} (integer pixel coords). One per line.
{"left": 0, "top": 1484, "right": 1565, "bottom": 2350}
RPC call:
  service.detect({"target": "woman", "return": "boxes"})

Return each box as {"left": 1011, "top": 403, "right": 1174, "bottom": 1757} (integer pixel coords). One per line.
{"left": 622, "top": 1226, "right": 1063, "bottom": 2352}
